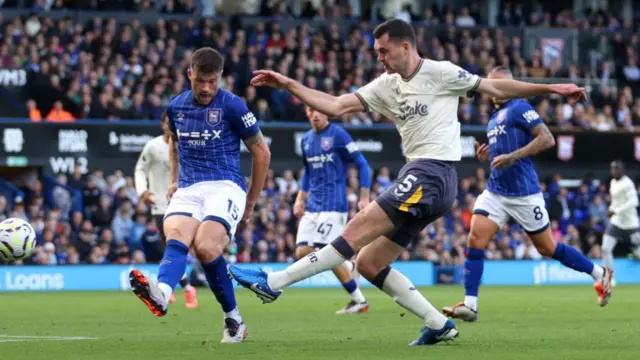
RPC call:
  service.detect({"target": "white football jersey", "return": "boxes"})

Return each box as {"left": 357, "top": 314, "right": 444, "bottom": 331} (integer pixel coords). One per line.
{"left": 134, "top": 135, "right": 171, "bottom": 215}
{"left": 356, "top": 59, "right": 480, "bottom": 162}
{"left": 609, "top": 175, "right": 639, "bottom": 229}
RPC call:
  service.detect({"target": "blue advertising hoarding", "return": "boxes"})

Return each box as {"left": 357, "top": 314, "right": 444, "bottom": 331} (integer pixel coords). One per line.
{"left": 0, "top": 260, "right": 637, "bottom": 292}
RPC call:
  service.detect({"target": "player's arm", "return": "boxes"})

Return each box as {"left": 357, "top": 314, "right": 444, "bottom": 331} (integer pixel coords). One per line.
{"left": 492, "top": 106, "right": 555, "bottom": 169}
{"left": 229, "top": 98, "right": 271, "bottom": 216}
{"left": 252, "top": 70, "right": 385, "bottom": 117}
{"left": 243, "top": 131, "right": 271, "bottom": 207}
{"left": 294, "top": 155, "right": 310, "bottom": 218}
{"left": 134, "top": 141, "right": 153, "bottom": 203}
{"left": 438, "top": 61, "right": 584, "bottom": 102}
{"left": 337, "top": 129, "right": 372, "bottom": 206}
{"left": 286, "top": 81, "right": 364, "bottom": 117}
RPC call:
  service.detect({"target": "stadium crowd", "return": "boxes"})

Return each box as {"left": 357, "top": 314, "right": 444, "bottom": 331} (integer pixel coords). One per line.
{"left": 0, "top": 165, "right": 630, "bottom": 266}
{"left": 0, "top": 2, "right": 639, "bottom": 129}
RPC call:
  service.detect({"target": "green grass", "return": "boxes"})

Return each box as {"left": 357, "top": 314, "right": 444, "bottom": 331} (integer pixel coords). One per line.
{"left": 1, "top": 285, "right": 638, "bottom": 360}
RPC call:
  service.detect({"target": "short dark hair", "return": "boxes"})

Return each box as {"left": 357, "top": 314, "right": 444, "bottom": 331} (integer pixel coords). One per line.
{"left": 190, "top": 47, "right": 224, "bottom": 74}
{"left": 373, "top": 19, "right": 416, "bottom": 47}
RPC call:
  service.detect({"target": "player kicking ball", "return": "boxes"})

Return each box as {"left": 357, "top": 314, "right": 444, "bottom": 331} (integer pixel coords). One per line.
{"left": 294, "top": 105, "right": 371, "bottom": 314}
{"left": 601, "top": 160, "right": 640, "bottom": 280}
{"left": 442, "top": 66, "right": 612, "bottom": 322}
{"left": 129, "top": 47, "right": 271, "bottom": 343}
{"left": 227, "top": 19, "right": 586, "bottom": 346}
{"left": 134, "top": 115, "right": 199, "bottom": 309}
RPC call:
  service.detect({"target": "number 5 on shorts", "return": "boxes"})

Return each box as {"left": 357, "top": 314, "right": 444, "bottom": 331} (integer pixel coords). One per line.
{"left": 227, "top": 199, "right": 240, "bottom": 221}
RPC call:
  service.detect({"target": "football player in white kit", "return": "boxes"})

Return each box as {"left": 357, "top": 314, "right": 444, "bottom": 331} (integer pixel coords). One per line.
{"left": 602, "top": 160, "right": 640, "bottom": 280}
{"left": 134, "top": 116, "right": 199, "bottom": 309}
{"left": 228, "top": 19, "right": 586, "bottom": 345}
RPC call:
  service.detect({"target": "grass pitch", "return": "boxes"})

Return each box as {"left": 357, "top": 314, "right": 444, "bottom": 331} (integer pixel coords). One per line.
{"left": 1, "top": 285, "right": 638, "bottom": 360}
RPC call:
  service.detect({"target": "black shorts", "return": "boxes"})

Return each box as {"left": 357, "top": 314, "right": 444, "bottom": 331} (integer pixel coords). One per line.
{"left": 154, "top": 215, "right": 166, "bottom": 242}
{"left": 376, "top": 159, "right": 457, "bottom": 248}
{"left": 604, "top": 223, "right": 639, "bottom": 243}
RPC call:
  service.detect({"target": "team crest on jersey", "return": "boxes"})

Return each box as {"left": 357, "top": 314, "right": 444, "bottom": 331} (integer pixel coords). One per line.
{"left": 206, "top": 109, "right": 221, "bottom": 126}
{"left": 321, "top": 137, "right": 333, "bottom": 151}
{"left": 496, "top": 109, "right": 507, "bottom": 123}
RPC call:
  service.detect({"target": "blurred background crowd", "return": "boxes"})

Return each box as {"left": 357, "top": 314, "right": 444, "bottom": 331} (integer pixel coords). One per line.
{"left": 1, "top": 0, "right": 640, "bottom": 266}
{"left": 0, "top": 164, "right": 632, "bottom": 266}
{"left": 1, "top": 0, "right": 640, "bottom": 129}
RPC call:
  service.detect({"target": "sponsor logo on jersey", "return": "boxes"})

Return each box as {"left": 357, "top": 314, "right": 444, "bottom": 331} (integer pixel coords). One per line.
{"left": 241, "top": 112, "right": 257, "bottom": 128}
{"left": 522, "top": 110, "right": 540, "bottom": 123}
{"left": 399, "top": 101, "right": 429, "bottom": 121}
{"left": 177, "top": 129, "right": 222, "bottom": 146}
{"left": 206, "top": 109, "right": 221, "bottom": 126}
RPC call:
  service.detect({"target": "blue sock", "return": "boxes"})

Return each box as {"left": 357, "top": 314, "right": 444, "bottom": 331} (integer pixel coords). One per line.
{"left": 157, "top": 240, "right": 190, "bottom": 290}
{"left": 342, "top": 279, "right": 357, "bottom": 294}
{"left": 552, "top": 242, "right": 594, "bottom": 274}
{"left": 464, "top": 248, "right": 485, "bottom": 297}
{"left": 202, "top": 256, "right": 237, "bottom": 313}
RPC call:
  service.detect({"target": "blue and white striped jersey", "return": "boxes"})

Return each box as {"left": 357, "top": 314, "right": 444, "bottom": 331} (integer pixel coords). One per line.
{"left": 300, "top": 124, "right": 371, "bottom": 213}
{"left": 486, "top": 99, "right": 543, "bottom": 197}
{"left": 166, "top": 89, "right": 259, "bottom": 191}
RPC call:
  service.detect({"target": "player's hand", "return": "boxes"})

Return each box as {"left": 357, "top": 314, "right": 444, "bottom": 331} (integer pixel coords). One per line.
{"left": 491, "top": 153, "right": 517, "bottom": 169}
{"left": 140, "top": 191, "right": 156, "bottom": 206}
{"left": 166, "top": 183, "right": 178, "bottom": 202}
{"left": 358, "top": 197, "right": 370, "bottom": 211}
{"left": 242, "top": 201, "right": 256, "bottom": 224}
{"left": 549, "top": 84, "right": 587, "bottom": 105}
{"left": 293, "top": 201, "right": 305, "bottom": 218}
{"left": 250, "top": 70, "right": 293, "bottom": 89}
{"left": 475, "top": 141, "right": 489, "bottom": 163}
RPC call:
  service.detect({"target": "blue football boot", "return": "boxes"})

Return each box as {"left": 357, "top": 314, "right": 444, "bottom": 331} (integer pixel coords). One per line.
{"left": 409, "top": 319, "right": 458, "bottom": 346}
{"left": 227, "top": 265, "right": 282, "bottom": 303}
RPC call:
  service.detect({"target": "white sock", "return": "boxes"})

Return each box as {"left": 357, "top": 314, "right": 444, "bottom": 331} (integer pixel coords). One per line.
{"left": 464, "top": 296, "right": 478, "bottom": 312}
{"left": 381, "top": 268, "right": 447, "bottom": 329}
{"left": 268, "top": 245, "right": 347, "bottom": 291}
{"left": 184, "top": 283, "right": 194, "bottom": 292}
{"left": 601, "top": 234, "right": 617, "bottom": 270}
{"left": 591, "top": 265, "right": 604, "bottom": 282}
{"left": 224, "top": 307, "right": 242, "bottom": 323}
{"left": 349, "top": 288, "right": 366, "bottom": 303}
{"left": 158, "top": 282, "right": 173, "bottom": 304}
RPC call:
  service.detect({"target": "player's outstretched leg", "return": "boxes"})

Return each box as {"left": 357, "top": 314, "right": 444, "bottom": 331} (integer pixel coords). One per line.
{"left": 194, "top": 220, "right": 247, "bottom": 343}
{"left": 443, "top": 213, "right": 498, "bottom": 322}
{"left": 130, "top": 215, "right": 199, "bottom": 317}
{"left": 178, "top": 272, "right": 199, "bottom": 308}
{"left": 356, "top": 236, "right": 457, "bottom": 346}
{"left": 295, "top": 245, "right": 368, "bottom": 314}
{"left": 228, "top": 202, "right": 394, "bottom": 303}
{"left": 530, "top": 229, "right": 613, "bottom": 306}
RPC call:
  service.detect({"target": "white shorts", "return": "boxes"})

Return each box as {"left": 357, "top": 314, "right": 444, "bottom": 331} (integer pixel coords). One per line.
{"left": 165, "top": 180, "right": 246, "bottom": 237}
{"left": 473, "top": 190, "right": 549, "bottom": 234}
{"left": 296, "top": 211, "right": 347, "bottom": 248}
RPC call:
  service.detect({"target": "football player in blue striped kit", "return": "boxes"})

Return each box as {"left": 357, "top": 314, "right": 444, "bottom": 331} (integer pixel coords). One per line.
{"left": 294, "top": 106, "right": 372, "bottom": 314}
{"left": 128, "top": 47, "right": 271, "bottom": 343}
{"left": 443, "top": 66, "right": 613, "bottom": 322}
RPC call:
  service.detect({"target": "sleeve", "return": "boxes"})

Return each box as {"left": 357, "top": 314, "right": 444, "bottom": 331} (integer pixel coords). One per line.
{"left": 228, "top": 96, "right": 261, "bottom": 139}
{"left": 134, "top": 142, "right": 151, "bottom": 197}
{"left": 512, "top": 101, "right": 544, "bottom": 133}
{"left": 164, "top": 107, "right": 176, "bottom": 135}
{"left": 438, "top": 61, "right": 481, "bottom": 98}
{"left": 354, "top": 76, "right": 387, "bottom": 115}
{"left": 335, "top": 128, "right": 371, "bottom": 189}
